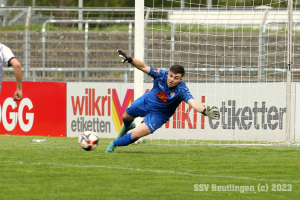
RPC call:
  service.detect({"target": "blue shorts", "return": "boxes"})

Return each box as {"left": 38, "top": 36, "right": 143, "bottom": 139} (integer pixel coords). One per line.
{"left": 126, "top": 97, "right": 169, "bottom": 133}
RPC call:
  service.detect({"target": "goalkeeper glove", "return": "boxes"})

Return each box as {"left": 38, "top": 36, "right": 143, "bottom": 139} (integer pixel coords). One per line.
{"left": 201, "top": 106, "right": 220, "bottom": 120}
{"left": 117, "top": 49, "right": 133, "bottom": 63}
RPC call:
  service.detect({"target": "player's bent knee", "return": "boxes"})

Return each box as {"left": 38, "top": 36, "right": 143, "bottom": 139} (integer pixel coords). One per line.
{"left": 131, "top": 123, "right": 151, "bottom": 140}
{"left": 122, "top": 111, "right": 134, "bottom": 121}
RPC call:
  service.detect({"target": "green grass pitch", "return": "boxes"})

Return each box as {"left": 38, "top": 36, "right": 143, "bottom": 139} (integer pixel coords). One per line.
{"left": 0, "top": 135, "right": 299, "bottom": 200}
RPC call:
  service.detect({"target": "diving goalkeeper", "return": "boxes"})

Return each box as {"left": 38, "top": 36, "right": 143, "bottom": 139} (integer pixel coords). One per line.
{"left": 105, "top": 50, "right": 220, "bottom": 152}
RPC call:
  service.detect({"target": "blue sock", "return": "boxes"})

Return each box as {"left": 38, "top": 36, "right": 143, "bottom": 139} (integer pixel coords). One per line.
{"left": 123, "top": 119, "right": 133, "bottom": 128}
{"left": 113, "top": 132, "right": 136, "bottom": 146}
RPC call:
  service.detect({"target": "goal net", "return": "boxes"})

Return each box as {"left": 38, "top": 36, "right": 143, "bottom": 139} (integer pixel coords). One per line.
{"left": 141, "top": 0, "right": 300, "bottom": 145}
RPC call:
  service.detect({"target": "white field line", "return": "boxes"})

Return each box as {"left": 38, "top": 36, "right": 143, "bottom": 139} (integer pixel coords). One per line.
{"left": 1, "top": 160, "right": 299, "bottom": 184}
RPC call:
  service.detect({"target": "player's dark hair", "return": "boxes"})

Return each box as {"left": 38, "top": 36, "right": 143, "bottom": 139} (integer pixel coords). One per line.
{"left": 170, "top": 65, "right": 185, "bottom": 77}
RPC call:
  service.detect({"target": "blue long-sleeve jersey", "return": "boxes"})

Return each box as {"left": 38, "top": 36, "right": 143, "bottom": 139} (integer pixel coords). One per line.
{"left": 142, "top": 67, "right": 194, "bottom": 118}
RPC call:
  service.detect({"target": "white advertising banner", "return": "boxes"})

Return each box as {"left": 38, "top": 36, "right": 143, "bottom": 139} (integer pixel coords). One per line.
{"left": 67, "top": 82, "right": 299, "bottom": 142}
{"left": 67, "top": 83, "right": 133, "bottom": 138}
{"left": 293, "top": 83, "right": 300, "bottom": 143}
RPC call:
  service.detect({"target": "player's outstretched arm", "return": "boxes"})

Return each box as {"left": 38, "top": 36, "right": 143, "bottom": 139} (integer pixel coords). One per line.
{"left": 10, "top": 58, "right": 23, "bottom": 101}
{"left": 187, "top": 99, "right": 220, "bottom": 120}
{"left": 117, "top": 49, "right": 150, "bottom": 74}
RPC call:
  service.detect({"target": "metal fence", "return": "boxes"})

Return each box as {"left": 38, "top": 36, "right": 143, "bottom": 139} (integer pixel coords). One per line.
{"left": 1, "top": 7, "right": 299, "bottom": 83}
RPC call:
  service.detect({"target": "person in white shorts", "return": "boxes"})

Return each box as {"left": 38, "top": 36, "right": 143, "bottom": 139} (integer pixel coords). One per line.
{"left": 0, "top": 43, "right": 22, "bottom": 101}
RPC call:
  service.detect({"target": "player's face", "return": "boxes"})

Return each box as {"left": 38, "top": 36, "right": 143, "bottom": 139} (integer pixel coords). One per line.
{"left": 167, "top": 71, "right": 182, "bottom": 88}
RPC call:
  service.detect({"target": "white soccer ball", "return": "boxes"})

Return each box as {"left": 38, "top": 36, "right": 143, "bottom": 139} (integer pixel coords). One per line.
{"left": 78, "top": 131, "right": 99, "bottom": 151}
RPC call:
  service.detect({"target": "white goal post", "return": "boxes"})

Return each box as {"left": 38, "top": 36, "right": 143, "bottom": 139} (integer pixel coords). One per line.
{"left": 134, "top": 0, "right": 145, "bottom": 129}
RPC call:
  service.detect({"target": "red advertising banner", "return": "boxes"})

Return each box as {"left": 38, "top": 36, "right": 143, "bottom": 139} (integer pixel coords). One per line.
{"left": 0, "top": 81, "right": 66, "bottom": 137}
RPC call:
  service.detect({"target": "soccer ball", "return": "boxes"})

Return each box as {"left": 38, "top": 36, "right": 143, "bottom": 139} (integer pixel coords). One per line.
{"left": 78, "top": 131, "right": 99, "bottom": 151}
